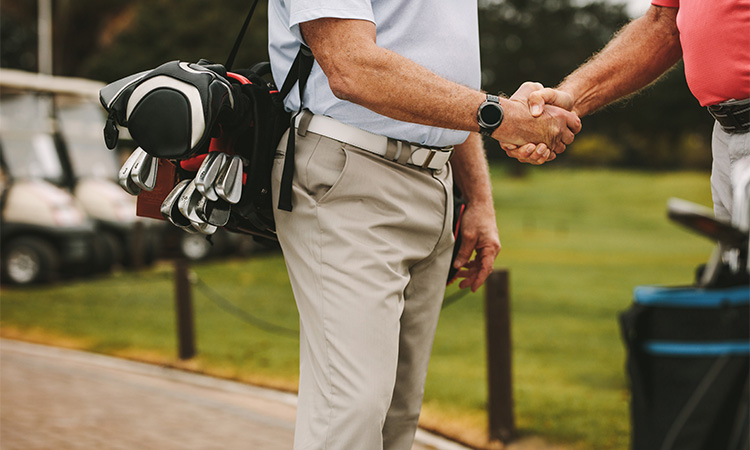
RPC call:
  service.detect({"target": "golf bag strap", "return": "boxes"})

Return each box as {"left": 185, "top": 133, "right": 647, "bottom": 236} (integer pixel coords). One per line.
{"left": 278, "top": 45, "right": 314, "bottom": 212}
{"left": 225, "top": 0, "right": 260, "bottom": 71}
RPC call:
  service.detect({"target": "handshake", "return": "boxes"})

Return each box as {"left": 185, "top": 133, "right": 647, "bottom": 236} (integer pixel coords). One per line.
{"left": 488, "top": 82, "right": 579, "bottom": 166}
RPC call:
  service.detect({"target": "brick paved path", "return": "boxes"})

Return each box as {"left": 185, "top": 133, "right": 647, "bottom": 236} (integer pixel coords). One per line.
{"left": 0, "top": 339, "right": 468, "bottom": 450}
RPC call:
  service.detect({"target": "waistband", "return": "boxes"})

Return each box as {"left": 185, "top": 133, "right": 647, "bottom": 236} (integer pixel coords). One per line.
{"left": 294, "top": 110, "right": 453, "bottom": 171}
{"left": 708, "top": 98, "right": 750, "bottom": 134}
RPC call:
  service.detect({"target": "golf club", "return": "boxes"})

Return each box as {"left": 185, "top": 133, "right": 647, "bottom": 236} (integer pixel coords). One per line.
{"left": 118, "top": 148, "right": 145, "bottom": 195}
{"left": 195, "top": 151, "right": 225, "bottom": 201}
{"left": 215, "top": 154, "right": 243, "bottom": 204}
{"left": 161, "top": 179, "right": 198, "bottom": 233}
{"left": 130, "top": 151, "right": 159, "bottom": 191}
{"left": 178, "top": 179, "right": 206, "bottom": 224}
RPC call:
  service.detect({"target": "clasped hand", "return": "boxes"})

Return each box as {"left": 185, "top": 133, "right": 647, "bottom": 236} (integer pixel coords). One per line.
{"left": 491, "top": 82, "right": 580, "bottom": 165}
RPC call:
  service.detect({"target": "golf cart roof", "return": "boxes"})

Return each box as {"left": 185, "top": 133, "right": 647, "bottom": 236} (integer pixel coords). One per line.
{"left": 0, "top": 68, "right": 103, "bottom": 100}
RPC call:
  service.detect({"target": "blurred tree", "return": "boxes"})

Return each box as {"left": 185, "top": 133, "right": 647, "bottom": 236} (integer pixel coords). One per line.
{"left": 80, "top": 0, "right": 269, "bottom": 82}
{"left": 0, "top": 0, "right": 132, "bottom": 76}
{"left": 0, "top": 0, "right": 267, "bottom": 82}
{"left": 1, "top": 1, "right": 39, "bottom": 72}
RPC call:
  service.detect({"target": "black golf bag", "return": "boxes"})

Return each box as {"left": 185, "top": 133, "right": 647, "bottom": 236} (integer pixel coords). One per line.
{"left": 98, "top": 0, "right": 312, "bottom": 242}
{"left": 620, "top": 197, "right": 750, "bottom": 450}
{"left": 621, "top": 284, "right": 749, "bottom": 450}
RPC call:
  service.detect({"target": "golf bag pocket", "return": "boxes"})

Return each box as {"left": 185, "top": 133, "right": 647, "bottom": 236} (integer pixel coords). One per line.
{"left": 100, "top": 60, "right": 236, "bottom": 159}
{"left": 620, "top": 285, "right": 750, "bottom": 450}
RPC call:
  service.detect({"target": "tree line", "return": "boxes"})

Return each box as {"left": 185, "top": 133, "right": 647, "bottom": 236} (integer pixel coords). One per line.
{"left": 1, "top": 0, "right": 713, "bottom": 169}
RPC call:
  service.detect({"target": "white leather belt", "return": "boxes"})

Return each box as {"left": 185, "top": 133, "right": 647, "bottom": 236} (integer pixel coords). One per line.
{"left": 294, "top": 111, "right": 453, "bottom": 170}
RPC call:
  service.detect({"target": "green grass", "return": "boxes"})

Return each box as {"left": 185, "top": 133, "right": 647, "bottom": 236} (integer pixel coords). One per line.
{"left": 0, "top": 167, "right": 714, "bottom": 450}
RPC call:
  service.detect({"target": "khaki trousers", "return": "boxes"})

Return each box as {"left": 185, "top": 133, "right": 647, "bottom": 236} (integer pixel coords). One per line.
{"left": 711, "top": 122, "right": 750, "bottom": 222}
{"left": 272, "top": 128, "right": 455, "bottom": 450}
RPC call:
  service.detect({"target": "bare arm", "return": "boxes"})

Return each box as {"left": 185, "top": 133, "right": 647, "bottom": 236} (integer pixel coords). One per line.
{"left": 300, "top": 18, "right": 580, "bottom": 152}
{"left": 450, "top": 133, "right": 501, "bottom": 292}
{"left": 552, "top": 5, "right": 683, "bottom": 117}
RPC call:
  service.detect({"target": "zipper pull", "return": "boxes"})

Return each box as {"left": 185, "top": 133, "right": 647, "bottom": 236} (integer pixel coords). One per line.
{"left": 104, "top": 110, "right": 120, "bottom": 149}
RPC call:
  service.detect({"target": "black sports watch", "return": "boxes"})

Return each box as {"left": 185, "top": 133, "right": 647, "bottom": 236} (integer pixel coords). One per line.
{"left": 477, "top": 94, "right": 504, "bottom": 137}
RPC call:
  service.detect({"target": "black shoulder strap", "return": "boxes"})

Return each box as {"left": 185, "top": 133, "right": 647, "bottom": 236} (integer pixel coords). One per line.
{"left": 225, "top": 0, "right": 260, "bottom": 71}
{"left": 224, "top": 0, "right": 314, "bottom": 212}
{"left": 277, "top": 45, "right": 314, "bottom": 212}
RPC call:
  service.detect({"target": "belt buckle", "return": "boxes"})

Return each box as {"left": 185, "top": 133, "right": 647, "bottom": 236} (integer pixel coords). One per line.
{"left": 410, "top": 145, "right": 453, "bottom": 170}
{"left": 420, "top": 149, "right": 437, "bottom": 169}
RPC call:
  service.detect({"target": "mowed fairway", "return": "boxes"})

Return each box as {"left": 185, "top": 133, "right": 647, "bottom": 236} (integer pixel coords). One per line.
{"left": 0, "top": 167, "right": 714, "bottom": 450}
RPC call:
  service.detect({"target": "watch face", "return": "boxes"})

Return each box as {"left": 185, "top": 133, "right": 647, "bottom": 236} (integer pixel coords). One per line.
{"left": 480, "top": 103, "right": 503, "bottom": 127}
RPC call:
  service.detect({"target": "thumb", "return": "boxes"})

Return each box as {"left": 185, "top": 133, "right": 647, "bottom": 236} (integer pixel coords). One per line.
{"left": 527, "top": 89, "right": 549, "bottom": 117}
{"left": 529, "top": 88, "right": 575, "bottom": 116}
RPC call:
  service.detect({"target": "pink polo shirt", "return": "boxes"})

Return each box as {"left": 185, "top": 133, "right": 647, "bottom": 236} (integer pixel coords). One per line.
{"left": 651, "top": 0, "right": 750, "bottom": 106}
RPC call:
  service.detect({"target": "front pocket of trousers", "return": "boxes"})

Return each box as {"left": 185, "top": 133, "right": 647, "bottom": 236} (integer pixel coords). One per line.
{"left": 307, "top": 144, "right": 351, "bottom": 204}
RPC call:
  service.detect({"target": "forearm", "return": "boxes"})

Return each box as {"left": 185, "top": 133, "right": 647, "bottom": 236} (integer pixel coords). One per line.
{"left": 559, "top": 5, "right": 682, "bottom": 117}
{"left": 300, "top": 18, "right": 565, "bottom": 147}
{"left": 451, "top": 133, "right": 494, "bottom": 209}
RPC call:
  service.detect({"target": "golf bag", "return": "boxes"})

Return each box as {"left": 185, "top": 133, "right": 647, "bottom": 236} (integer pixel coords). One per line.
{"left": 620, "top": 284, "right": 749, "bottom": 450}
{"left": 98, "top": 0, "right": 312, "bottom": 241}
{"left": 620, "top": 189, "right": 750, "bottom": 450}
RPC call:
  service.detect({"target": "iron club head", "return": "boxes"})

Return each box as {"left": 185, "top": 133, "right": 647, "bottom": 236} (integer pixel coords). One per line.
{"left": 190, "top": 220, "right": 218, "bottom": 235}
{"left": 130, "top": 152, "right": 159, "bottom": 191}
{"left": 161, "top": 179, "right": 194, "bottom": 230}
{"left": 195, "top": 152, "right": 225, "bottom": 201}
{"left": 196, "top": 195, "right": 231, "bottom": 227}
{"left": 178, "top": 179, "right": 206, "bottom": 224}
{"left": 118, "top": 148, "right": 145, "bottom": 195}
{"left": 215, "top": 155, "right": 243, "bottom": 204}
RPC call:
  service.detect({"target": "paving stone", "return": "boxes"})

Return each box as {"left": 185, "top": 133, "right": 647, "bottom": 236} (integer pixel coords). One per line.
{"left": 0, "top": 340, "right": 455, "bottom": 450}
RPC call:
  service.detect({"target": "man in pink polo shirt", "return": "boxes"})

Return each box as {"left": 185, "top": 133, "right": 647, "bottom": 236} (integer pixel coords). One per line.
{"left": 520, "top": 0, "right": 750, "bottom": 223}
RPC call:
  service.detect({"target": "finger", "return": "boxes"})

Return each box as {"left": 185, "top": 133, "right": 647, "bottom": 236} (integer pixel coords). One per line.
{"left": 505, "top": 143, "right": 536, "bottom": 161}
{"left": 453, "top": 233, "right": 477, "bottom": 269}
{"left": 552, "top": 142, "right": 567, "bottom": 155}
{"left": 561, "top": 127, "right": 576, "bottom": 146}
{"left": 528, "top": 144, "right": 551, "bottom": 165}
{"left": 566, "top": 111, "right": 582, "bottom": 134}
{"left": 501, "top": 143, "right": 519, "bottom": 152}
{"left": 510, "top": 81, "right": 545, "bottom": 101}
{"left": 471, "top": 253, "right": 497, "bottom": 292}
{"left": 529, "top": 88, "right": 574, "bottom": 116}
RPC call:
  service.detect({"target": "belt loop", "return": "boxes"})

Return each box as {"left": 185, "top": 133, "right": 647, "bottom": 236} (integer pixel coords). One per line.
{"left": 385, "top": 138, "right": 399, "bottom": 161}
{"left": 297, "top": 109, "right": 313, "bottom": 136}
{"left": 396, "top": 142, "right": 411, "bottom": 165}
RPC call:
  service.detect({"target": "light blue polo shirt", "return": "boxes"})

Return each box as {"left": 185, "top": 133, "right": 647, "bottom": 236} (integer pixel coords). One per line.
{"left": 268, "top": 0, "right": 480, "bottom": 147}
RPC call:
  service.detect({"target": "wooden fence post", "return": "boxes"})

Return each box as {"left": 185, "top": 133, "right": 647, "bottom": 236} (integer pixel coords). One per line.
{"left": 174, "top": 259, "right": 196, "bottom": 360}
{"left": 485, "top": 268, "right": 516, "bottom": 443}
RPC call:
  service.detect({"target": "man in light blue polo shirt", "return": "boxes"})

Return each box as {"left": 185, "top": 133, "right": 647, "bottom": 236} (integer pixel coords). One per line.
{"left": 268, "top": 2, "right": 581, "bottom": 449}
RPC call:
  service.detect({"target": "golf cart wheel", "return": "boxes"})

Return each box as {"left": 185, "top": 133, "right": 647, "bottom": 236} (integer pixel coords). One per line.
{"left": 2, "top": 237, "right": 60, "bottom": 285}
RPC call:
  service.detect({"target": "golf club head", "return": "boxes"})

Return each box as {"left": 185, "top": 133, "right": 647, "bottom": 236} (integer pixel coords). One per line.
{"left": 161, "top": 179, "right": 196, "bottom": 231}
{"left": 130, "top": 151, "right": 159, "bottom": 191}
{"left": 118, "top": 148, "right": 144, "bottom": 195}
{"left": 190, "top": 220, "right": 218, "bottom": 235}
{"left": 177, "top": 179, "right": 205, "bottom": 224}
{"left": 196, "top": 195, "right": 231, "bottom": 227}
{"left": 215, "top": 155, "right": 243, "bottom": 204}
{"left": 194, "top": 152, "right": 225, "bottom": 201}
{"left": 667, "top": 197, "right": 748, "bottom": 249}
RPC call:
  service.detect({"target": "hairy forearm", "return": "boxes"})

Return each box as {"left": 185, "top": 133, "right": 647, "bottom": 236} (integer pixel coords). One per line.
{"left": 303, "top": 18, "right": 484, "bottom": 131}
{"left": 300, "top": 18, "right": 568, "bottom": 148}
{"left": 451, "top": 133, "right": 494, "bottom": 208}
{"left": 559, "top": 5, "right": 682, "bottom": 117}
